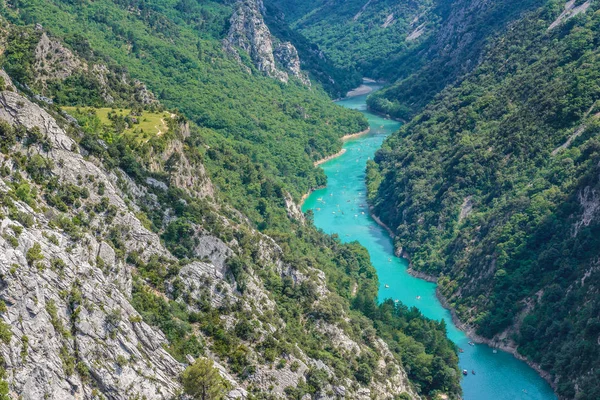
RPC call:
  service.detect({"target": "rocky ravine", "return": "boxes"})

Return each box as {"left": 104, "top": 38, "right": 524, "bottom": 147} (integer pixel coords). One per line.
{"left": 0, "top": 67, "right": 419, "bottom": 399}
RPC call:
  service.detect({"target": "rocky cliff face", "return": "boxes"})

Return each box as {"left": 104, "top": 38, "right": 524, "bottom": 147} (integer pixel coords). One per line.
{"left": 0, "top": 52, "right": 418, "bottom": 398}
{"left": 0, "top": 73, "right": 184, "bottom": 399}
{"left": 225, "top": 0, "right": 309, "bottom": 84}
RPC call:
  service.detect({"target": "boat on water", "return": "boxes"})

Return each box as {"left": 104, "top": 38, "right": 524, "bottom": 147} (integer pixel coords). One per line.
{"left": 384, "top": 284, "right": 390, "bottom": 288}
{"left": 416, "top": 296, "right": 421, "bottom": 300}
{"left": 462, "top": 370, "right": 468, "bottom": 376}
{"left": 459, "top": 348, "right": 464, "bottom": 353}
{"left": 472, "top": 370, "right": 476, "bottom": 375}
{"left": 468, "top": 341, "right": 475, "bottom": 346}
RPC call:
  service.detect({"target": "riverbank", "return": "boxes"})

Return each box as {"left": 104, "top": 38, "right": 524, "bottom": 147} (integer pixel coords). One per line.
{"left": 346, "top": 84, "right": 373, "bottom": 98}
{"left": 435, "top": 288, "right": 558, "bottom": 393}
{"left": 300, "top": 128, "right": 371, "bottom": 206}
{"left": 368, "top": 206, "right": 395, "bottom": 238}
{"left": 314, "top": 128, "right": 371, "bottom": 167}
{"left": 381, "top": 213, "right": 560, "bottom": 396}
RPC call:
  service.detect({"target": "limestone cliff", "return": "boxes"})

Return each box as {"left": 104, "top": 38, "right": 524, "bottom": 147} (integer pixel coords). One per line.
{"left": 225, "top": 0, "right": 309, "bottom": 84}
{"left": 0, "top": 61, "right": 417, "bottom": 399}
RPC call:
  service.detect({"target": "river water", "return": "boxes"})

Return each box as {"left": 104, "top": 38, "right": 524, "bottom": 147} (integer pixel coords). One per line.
{"left": 302, "top": 84, "right": 556, "bottom": 400}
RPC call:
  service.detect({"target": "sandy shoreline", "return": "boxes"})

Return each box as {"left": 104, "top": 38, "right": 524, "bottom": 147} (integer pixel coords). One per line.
{"left": 299, "top": 128, "right": 372, "bottom": 206}
{"left": 313, "top": 127, "right": 371, "bottom": 167}
{"left": 346, "top": 84, "right": 373, "bottom": 98}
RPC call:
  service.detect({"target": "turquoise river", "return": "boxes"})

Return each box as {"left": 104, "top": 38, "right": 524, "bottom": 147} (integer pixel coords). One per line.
{"left": 302, "top": 84, "right": 557, "bottom": 400}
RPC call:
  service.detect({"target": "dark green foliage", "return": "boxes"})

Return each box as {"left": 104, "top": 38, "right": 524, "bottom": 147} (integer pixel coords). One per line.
{"left": 131, "top": 280, "right": 204, "bottom": 362}
{"left": 354, "top": 296, "right": 460, "bottom": 396}
{"left": 269, "top": 0, "right": 435, "bottom": 80}
{"left": 3, "top": 0, "right": 367, "bottom": 202}
{"left": 1, "top": 26, "right": 40, "bottom": 84}
{"left": 182, "top": 358, "right": 229, "bottom": 400}
{"left": 262, "top": 2, "right": 361, "bottom": 98}
{"left": 370, "top": 3, "right": 600, "bottom": 397}
{"left": 366, "top": 0, "right": 547, "bottom": 119}
{"left": 25, "top": 242, "right": 43, "bottom": 266}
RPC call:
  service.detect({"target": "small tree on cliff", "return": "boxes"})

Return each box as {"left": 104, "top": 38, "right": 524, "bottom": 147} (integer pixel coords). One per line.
{"left": 182, "top": 358, "right": 229, "bottom": 400}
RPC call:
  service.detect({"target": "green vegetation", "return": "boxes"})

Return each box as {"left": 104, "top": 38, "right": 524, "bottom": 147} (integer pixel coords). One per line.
{"left": 270, "top": 0, "right": 434, "bottom": 79}
{"left": 354, "top": 296, "right": 460, "bottom": 396}
{"left": 369, "top": 2, "right": 600, "bottom": 398}
{"left": 275, "top": 0, "right": 546, "bottom": 119}
{"left": 63, "top": 107, "right": 172, "bottom": 143}
{"left": 2, "top": 0, "right": 368, "bottom": 199}
{"left": 182, "top": 358, "right": 229, "bottom": 400}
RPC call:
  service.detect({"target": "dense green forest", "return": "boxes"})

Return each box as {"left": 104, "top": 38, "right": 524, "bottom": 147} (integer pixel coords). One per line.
{"left": 2, "top": 0, "right": 371, "bottom": 200}
{"left": 267, "top": 0, "right": 434, "bottom": 81}
{"left": 367, "top": 1, "right": 600, "bottom": 398}
{"left": 365, "top": 0, "right": 547, "bottom": 120}
{"left": 0, "top": 0, "right": 462, "bottom": 397}
{"left": 274, "top": 0, "right": 547, "bottom": 119}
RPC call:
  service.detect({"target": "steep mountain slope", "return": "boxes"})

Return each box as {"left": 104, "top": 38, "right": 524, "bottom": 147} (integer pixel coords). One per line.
{"left": 275, "top": 0, "right": 546, "bottom": 118}
{"left": 2, "top": 0, "right": 366, "bottom": 204}
{"left": 267, "top": 0, "right": 436, "bottom": 80}
{"left": 368, "top": 1, "right": 600, "bottom": 398}
{"left": 366, "top": 0, "right": 547, "bottom": 119}
{"left": 0, "top": 4, "right": 462, "bottom": 400}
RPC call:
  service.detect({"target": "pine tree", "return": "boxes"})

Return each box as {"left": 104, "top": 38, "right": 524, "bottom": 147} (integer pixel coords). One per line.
{"left": 182, "top": 358, "right": 229, "bottom": 400}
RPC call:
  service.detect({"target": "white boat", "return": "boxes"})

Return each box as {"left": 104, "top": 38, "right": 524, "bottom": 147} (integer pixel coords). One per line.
{"left": 384, "top": 284, "right": 390, "bottom": 288}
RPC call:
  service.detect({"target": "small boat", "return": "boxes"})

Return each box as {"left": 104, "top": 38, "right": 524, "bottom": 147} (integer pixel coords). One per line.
{"left": 416, "top": 296, "right": 421, "bottom": 300}
{"left": 394, "top": 299, "right": 399, "bottom": 303}
{"left": 384, "top": 284, "right": 390, "bottom": 288}
{"left": 468, "top": 342, "right": 475, "bottom": 346}
{"left": 462, "top": 370, "right": 468, "bottom": 376}
{"left": 493, "top": 349, "right": 497, "bottom": 354}
{"left": 388, "top": 258, "right": 391, "bottom": 262}
{"left": 459, "top": 348, "right": 464, "bottom": 353}
{"left": 471, "top": 370, "right": 476, "bottom": 375}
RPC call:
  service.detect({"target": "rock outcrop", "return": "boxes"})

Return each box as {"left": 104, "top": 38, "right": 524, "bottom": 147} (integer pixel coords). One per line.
{"left": 225, "top": 0, "right": 309, "bottom": 84}
{"left": 0, "top": 76, "right": 184, "bottom": 399}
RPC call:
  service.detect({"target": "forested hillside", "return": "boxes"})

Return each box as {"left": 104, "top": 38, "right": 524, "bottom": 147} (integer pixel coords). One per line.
{"left": 367, "top": 1, "right": 600, "bottom": 398}
{"left": 274, "top": 0, "right": 546, "bottom": 118}
{"left": 0, "top": 1, "right": 462, "bottom": 399}
{"left": 267, "top": 0, "right": 435, "bottom": 80}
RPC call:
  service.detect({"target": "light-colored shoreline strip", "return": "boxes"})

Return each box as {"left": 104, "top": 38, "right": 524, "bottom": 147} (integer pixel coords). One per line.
{"left": 313, "top": 128, "right": 371, "bottom": 166}
{"left": 300, "top": 128, "right": 372, "bottom": 206}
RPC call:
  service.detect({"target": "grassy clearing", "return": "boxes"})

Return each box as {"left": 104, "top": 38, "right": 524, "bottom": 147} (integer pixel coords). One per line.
{"left": 63, "top": 107, "right": 172, "bottom": 142}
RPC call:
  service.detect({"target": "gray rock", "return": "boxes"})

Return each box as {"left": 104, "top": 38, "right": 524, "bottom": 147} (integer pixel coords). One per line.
{"left": 224, "top": 0, "right": 309, "bottom": 85}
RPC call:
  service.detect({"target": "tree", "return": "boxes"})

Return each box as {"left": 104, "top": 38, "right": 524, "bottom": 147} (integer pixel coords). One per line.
{"left": 182, "top": 358, "right": 229, "bottom": 400}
